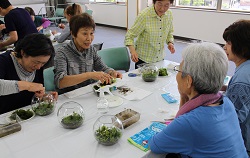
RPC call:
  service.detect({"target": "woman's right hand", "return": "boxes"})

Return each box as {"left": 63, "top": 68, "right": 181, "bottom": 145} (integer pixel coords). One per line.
{"left": 90, "top": 72, "right": 113, "bottom": 84}
{"left": 58, "top": 23, "right": 65, "bottom": 29}
{"left": 18, "top": 81, "right": 45, "bottom": 95}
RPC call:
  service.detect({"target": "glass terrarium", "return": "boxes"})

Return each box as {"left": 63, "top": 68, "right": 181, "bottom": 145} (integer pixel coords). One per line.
{"left": 141, "top": 64, "right": 159, "bottom": 82}
{"left": 57, "top": 101, "right": 85, "bottom": 129}
{"left": 31, "top": 93, "right": 56, "bottom": 116}
{"left": 93, "top": 115, "right": 123, "bottom": 146}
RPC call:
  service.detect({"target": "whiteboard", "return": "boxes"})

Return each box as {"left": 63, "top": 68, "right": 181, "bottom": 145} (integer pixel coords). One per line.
{"left": 9, "top": 0, "right": 47, "bottom": 5}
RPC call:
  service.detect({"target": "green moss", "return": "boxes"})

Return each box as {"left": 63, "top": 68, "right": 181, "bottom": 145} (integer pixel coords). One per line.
{"left": 61, "top": 112, "right": 83, "bottom": 129}
{"left": 33, "top": 102, "right": 54, "bottom": 116}
{"left": 9, "top": 109, "right": 34, "bottom": 120}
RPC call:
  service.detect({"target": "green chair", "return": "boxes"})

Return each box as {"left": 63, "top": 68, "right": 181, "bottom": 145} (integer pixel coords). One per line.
{"left": 97, "top": 47, "right": 130, "bottom": 72}
{"left": 43, "top": 66, "right": 55, "bottom": 91}
{"left": 48, "top": 8, "right": 65, "bottom": 24}
{"left": 85, "top": 10, "right": 93, "bottom": 16}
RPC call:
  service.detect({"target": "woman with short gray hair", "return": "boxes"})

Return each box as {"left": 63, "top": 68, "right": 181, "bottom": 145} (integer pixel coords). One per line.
{"left": 148, "top": 42, "right": 248, "bottom": 158}
{"left": 181, "top": 42, "right": 228, "bottom": 94}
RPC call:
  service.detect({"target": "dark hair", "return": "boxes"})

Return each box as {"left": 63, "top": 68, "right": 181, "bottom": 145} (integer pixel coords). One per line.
{"left": 70, "top": 13, "right": 95, "bottom": 37}
{"left": 223, "top": 20, "right": 250, "bottom": 59}
{"left": 65, "top": 3, "right": 82, "bottom": 16}
{"left": 24, "top": 7, "right": 35, "bottom": 16}
{"left": 15, "top": 33, "right": 54, "bottom": 58}
{"left": 153, "top": 0, "right": 174, "bottom": 4}
{"left": 0, "top": 0, "right": 11, "bottom": 9}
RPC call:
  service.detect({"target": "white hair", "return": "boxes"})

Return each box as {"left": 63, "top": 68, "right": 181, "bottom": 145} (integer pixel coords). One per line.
{"left": 182, "top": 42, "right": 228, "bottom": 94}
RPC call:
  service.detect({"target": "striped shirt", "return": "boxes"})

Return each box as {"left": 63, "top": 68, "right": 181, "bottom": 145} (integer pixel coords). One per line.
{"left": 125, "top": 6, "right": 174, "bottom": 63}
{"left": 54, "top": 40, "right": 113, "bottom": 94}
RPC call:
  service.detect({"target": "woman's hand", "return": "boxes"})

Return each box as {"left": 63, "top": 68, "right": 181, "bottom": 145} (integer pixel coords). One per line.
{"left": 128, "top": 45, "right": 139, "bottom": 62}
{"left": 50, "top": 91, "right": 58, "bottom": 101}
{"left": 58, "top": 23, "right": 65, "bottom": 29}
{"left": 37, "top": 26, "right": 43, "bottom": 32}
{"left": 18, "top": 81, "right": 44, "bottom": 92}
{"left": 168, "top": 43, "right": 175, "bottom": 54}
{"left": 0, "top": 24, "right": 6, "bottom": 31}
{"left": 91, "top": 72, "right": 113, "bottom": 84}
{"left": 130, "top": 50, "right": 139, "bottom": 62}
{"left": 108, "top": 70, "right": 123, "bottom": 79}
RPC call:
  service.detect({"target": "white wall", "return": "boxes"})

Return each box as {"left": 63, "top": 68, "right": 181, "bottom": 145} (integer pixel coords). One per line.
{"left": 75, "top": 3, "right": 250, "bottom": 44}
{"left": 171, "top": 8, "right": 250, "bottom": 44}
{"left": 87, "top": 4, "right": 126, "bottom": 28}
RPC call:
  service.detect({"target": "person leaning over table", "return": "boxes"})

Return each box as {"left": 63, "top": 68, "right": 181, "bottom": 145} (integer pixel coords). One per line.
{"left": 222, "top": 20, "right": 250, "bottom": 156}
{"left": 148, "top": 42, "right": 248, "bottom": 158}
{"left": 0, "top": 33, "right": 58, "bottom": 115}
{"left": 52, "top": 3, "right": 82, "bottom": 43}
{"left": 54, "top": 13, "right": 122, "bottom": 94}
{"left": 0, "top": 0, "right": 38, "bottom": 48}
{"left": 24, "top": 7, "right": 51, "bottom": 33}
{"left": 124, "top": 0, "right": 175, "bottom": 69}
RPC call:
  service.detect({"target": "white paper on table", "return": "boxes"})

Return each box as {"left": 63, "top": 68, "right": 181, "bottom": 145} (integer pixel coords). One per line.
{"left": 112, "top": 86, "right": 152, "bottom": 101}
{"left": 64, "top": 85, "right": 93, "bottom": 99}
{"left": 63, "top": 78, "right": 125, "bottom": 99}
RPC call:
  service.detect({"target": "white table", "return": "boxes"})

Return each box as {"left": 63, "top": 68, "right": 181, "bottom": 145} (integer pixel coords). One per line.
{"left": 0, "top": 60, "right": 180, "bottom": 158}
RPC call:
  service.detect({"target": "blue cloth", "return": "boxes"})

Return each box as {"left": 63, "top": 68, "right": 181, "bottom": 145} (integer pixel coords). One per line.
{"left": 0, "top": 51, "right": 44, "bottom": 114}
{"left": 4, "top": 8, "right": 37, "bottom": 45}
{"left": 225, "top": 60, "right": 250, "bottom": 152}
{"left": 149, "top": 96, "right": 248, "bottom": 158}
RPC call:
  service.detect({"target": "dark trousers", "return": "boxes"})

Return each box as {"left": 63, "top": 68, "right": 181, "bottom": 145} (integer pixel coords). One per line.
{"left": 135, "top": 58, "right": 146, "bottom": 69}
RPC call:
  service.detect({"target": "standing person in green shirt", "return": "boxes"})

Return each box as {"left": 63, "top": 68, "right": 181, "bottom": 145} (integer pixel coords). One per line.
{"left": 125, "top": 0, "right": 175, "bottom": 68}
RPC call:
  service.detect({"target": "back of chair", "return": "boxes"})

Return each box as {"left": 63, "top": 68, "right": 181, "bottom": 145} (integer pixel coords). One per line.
{"left": 97, "top": 47, "right": 130, "bottom": 72}
{"left": 85, "top": 10, "right": 93, "bottom": 16}
{"left": 55, "top": 8, "right": 64, "bottom": 17}
{"left": 93, "top": 42, "right": 104, "bottom": 51}
{"left": 43, "top": 66, "right": 55, "bottom": 91}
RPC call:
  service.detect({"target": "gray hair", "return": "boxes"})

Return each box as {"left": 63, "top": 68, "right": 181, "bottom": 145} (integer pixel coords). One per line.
{"left": 181, "top": 42, "right": 228, "bottom": 94}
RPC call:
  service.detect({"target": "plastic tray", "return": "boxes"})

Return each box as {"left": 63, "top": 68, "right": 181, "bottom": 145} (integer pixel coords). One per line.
{"left": 115, "top": 109, "right": 140, "bottom": 128}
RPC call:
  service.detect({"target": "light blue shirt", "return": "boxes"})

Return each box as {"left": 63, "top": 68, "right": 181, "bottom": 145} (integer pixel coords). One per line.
{"left": 149, "top": 97, "right": 248, "bottom": 158}
{"left": 226, "top": 60, "right": 250, "bottom": 152}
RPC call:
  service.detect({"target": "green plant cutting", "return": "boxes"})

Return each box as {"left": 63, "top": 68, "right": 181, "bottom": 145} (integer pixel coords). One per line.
{"left": 158, "top": 68, "right": 168, "bottom": 76}
{"left": 95, "top": 125, "right": 122, "bottom": 145}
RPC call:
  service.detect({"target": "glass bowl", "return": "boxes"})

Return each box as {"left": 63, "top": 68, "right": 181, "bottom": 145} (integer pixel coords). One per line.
{"left": 31, "top": 93, "right": 56, "bottom": 116}
{"left": 57, "top": 101, "right": 85, "bottom": 129}
{"left": 93, "top": 115, "right": 123, "bottom": 146}
{"left": 141, "top": 64, "right": 159, "bottom": 82}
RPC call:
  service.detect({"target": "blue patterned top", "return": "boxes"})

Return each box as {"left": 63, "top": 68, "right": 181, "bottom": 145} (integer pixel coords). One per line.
{"left": 226, "top": 60, "right": 250, "bottom": 152}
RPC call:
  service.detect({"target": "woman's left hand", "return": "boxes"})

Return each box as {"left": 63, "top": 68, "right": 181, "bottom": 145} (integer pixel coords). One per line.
{"left": 50, "top": 91, "right": 58, "bottom": 101}
{"left": 109, "top": 70, "right": 123, "bottom": 79}
{"left": 168, "top": 43, "right": 175, "bottom": 54}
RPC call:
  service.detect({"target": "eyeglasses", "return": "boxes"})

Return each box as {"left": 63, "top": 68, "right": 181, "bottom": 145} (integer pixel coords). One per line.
{"left": 174, "top": 65, "right": 189, "bottom": 76}
{"left": 173, "top": 65, "right": 182, "bottom": 73}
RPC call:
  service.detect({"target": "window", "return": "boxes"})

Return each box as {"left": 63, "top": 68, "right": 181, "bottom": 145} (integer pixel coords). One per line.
{"left": 89, "top": 0, "right": 126, "bottom": 3}
{"left": 222, "top": 0, "right": 250, "bottom": 11}
{"left": 177, "top": 0, "right": 217, "bottom": 9}
{"left": 147, "top": 0, "right": 250, "bottom": 12}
